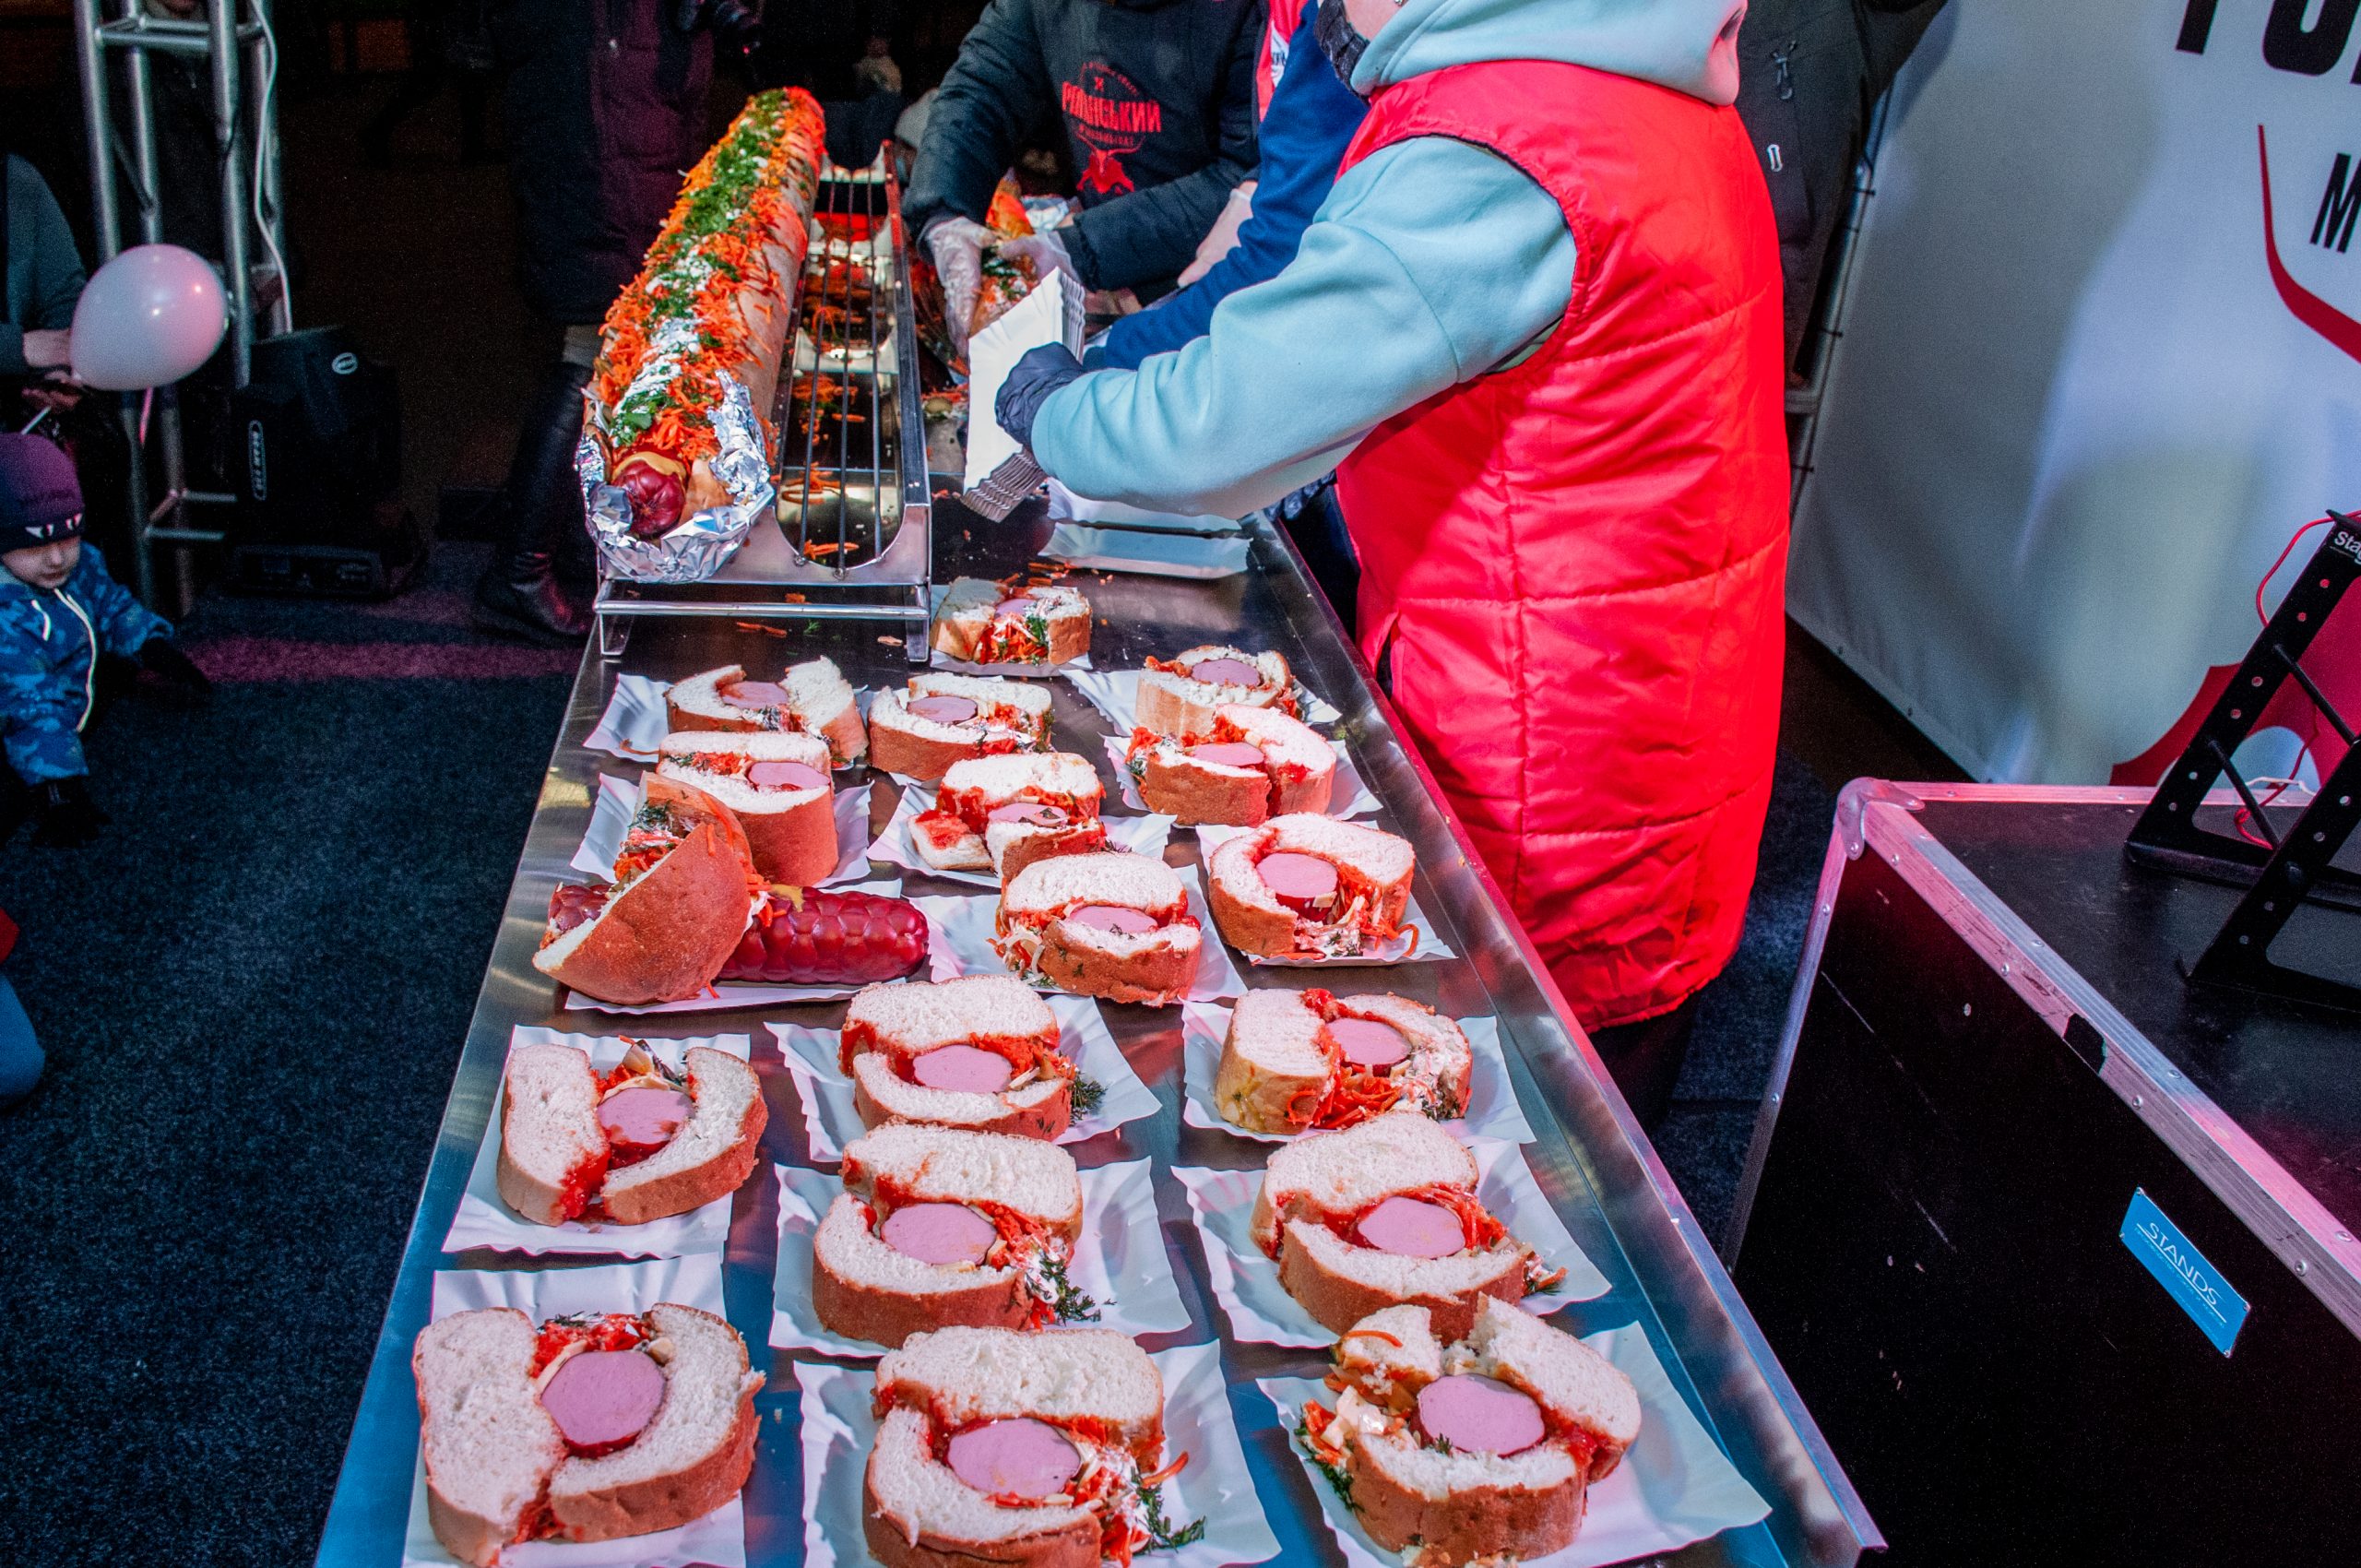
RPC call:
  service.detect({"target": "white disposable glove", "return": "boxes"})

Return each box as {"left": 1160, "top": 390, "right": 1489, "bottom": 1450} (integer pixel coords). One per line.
{"left": 925, "top": 216, "right": 996, "bottom": 352}
{"left": 997, "top": 229, "right": 1079, "bottom": 290}
{"left": 1179, "top": 181, "right": 1255, "bottom": 287}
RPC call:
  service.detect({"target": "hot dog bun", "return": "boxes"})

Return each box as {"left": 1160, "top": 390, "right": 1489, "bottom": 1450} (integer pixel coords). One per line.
{"left": 1206, "top": 814, "right": 1414, "bottom": 959}
{"left": 1130, "top": 703, "right": 1335, "bottom": 826}
{"left": 1214, "top": 988, "right": 1472, "bottom": 1134}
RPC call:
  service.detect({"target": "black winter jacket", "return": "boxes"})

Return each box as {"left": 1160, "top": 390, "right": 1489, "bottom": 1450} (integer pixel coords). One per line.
{"left": 1735, "top": 0, "right": 1946, "bottom": 360}
{"left": 494, "top": 0, "right": 715, "bottom": 326}
{"left": 905, "top": 0, "right": 1262, "bottom": 295}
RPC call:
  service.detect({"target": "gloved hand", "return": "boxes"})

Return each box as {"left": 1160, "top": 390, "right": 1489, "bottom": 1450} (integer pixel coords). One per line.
{"left": 30, "top": 776, "right": 108, "bottom": 849}
{"left": 997, "top": 230, "right": 1078, "bottom": 288}
{"left": 136, "top": 638, "right": 213, "bottom": 707}
{"left": 925, "top": 216, "right": 997, "bottom": 353}
{"left": 995, "top": 343, "right": 1086, "bottom": 451}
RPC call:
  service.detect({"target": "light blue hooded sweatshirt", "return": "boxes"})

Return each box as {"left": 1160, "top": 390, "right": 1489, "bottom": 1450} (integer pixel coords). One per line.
{"left": 1030, "top": 0, "right": 1750, "bottom": 519}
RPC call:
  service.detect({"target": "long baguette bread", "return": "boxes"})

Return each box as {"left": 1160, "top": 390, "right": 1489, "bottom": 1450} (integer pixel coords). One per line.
{"left": 1136, "top": 647, "right": 1296, "bottom": 737}
{"left": 582, "top": 89, "right": 826, "bottom": 547}
{"left": 1126, "top": 704, "right": 1335, "bottom": 826}
{"left": 994, "top": 851, "right": 1202, "bottom": 1006}
{"left": 1214, "top": 987, "right": 1472, "bottom": 1134}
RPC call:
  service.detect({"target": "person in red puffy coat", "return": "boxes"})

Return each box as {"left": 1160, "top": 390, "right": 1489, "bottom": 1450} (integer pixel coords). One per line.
{"left": 1001, "top": 0, "right": 1786, "bottom": 1124}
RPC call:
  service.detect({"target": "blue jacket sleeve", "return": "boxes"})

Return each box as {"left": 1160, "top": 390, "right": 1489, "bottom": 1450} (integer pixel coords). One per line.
{"left": 0, "top": 617, "right": 88, "bottom": 783}
{"left": 1030, "top": 136, "right": 1575, "bottom": 519}
{"left": 76, "top": 549, "right": 172, "bottom": 657}
{"left": 1097, "top": 6, "right": 1367, "bottom": 371}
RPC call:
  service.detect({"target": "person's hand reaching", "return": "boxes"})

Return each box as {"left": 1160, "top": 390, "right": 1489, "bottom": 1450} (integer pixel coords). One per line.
{"left": 21, "top": 329, "right": 71, "bottom": 372}
{"left": 995, "top": 343, "right": 1086, "bottom": 451}
{"left": 997, "top": 231, "right": 1076, "bottom": 288}
{"left": 925, "top": 217, "right": 997, "bottom": 353}
{"left": 30, "top": 776, "right": 108, "bottom": 849}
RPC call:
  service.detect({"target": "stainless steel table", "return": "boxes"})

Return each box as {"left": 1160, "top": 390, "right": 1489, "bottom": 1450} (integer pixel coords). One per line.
{"left": 314, "top": 498, "right": 1876, "bottom": 1567}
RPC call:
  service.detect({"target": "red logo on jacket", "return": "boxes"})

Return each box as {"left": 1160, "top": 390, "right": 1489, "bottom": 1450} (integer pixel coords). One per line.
{"left": 1062, "top": 61, "right": 1160, "bottom": 195}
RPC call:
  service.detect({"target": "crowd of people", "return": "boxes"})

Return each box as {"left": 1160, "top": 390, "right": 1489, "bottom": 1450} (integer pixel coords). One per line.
{"left": 0, "top": 0, "right": 1944, "bottom": 1117}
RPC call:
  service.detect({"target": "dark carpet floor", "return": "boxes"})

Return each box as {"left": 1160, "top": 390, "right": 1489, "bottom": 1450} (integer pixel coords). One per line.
{"left": 0, "top": 541, "right": 574, "bottom": 1567}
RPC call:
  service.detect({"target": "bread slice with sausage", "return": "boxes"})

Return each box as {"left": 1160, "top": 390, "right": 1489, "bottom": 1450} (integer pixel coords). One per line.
{"left": 532, "top": 775, "right": 760, "bottom": 1006}
{"left": 1214, "top": 988, "right": 1472, "bottom": 1134}
{"left": 1128, "top": 702, "right": 1335, "bottom": 826}
{"left": 1136, "top": 646, "right": 1297, "bottom": 736}
{"left": 813, "top": 1123, "right": 1086, "bottom": 1348}
{"left": 665, "top": 658, "right": 867, "bottom": 765}
{"left": 657, "top": 729, "right": 837, "bottom": 886}
{"left": 911, "top": 751, "right": 1106, "bottom": 881}
{"left": 931, "top": 576, "right": 1091, "bottom": 668}
{"left": 864, "top": 1326, "right": 1180, "bottom": 1568}
{"left": 840, "top": 974, "right": 1075, "bottom": 1139}
{"left": 869, "top": 672, "right": 1053, "bottom": 782}
{"left": 994, "top": 851, "right": 1203, "bottom": 1006}
{"left": 495, "top": 1041, "right": 767, "bottom": 1227}
{"left": 1254, "top": 1111, "right": 1544, "bottom": 1339}
{"left": 414, "top": 1303, "right": 762, "bottom": 1565}
{"left": 1206, "top": 813, "right": 1415, "bottom": 959}
{"left": 1298, "top": 1299, "right": 1642, "bottom": 1567}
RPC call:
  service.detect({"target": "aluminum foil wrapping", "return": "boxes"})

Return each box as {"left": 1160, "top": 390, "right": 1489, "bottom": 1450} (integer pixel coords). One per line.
{"left": 578, "top": 375, "right": 777, "bottom": 584}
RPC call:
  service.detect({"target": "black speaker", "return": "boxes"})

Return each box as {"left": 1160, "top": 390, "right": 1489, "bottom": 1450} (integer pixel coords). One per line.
{"left": 223, "top": 327, "right": 425, "bottom": 598}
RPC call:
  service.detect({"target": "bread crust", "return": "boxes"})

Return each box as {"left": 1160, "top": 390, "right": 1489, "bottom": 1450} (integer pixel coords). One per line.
{"left": 1276, "top": 1228, "right": 1528, "bottom": 1339}
{"left": 599, "top": 1087, "right": 768, "bottom": 1225}
{"left": 737, "top": 790, "right": 839, "bottom": 886}
{"left": 990, "top": 821, "right": 1108, "bottom": 885}
{"left": 1344, "top": 1443, "right": 1584, "bottom": 1568}
{"left": 1030, "top": 921, "right": 1198, "bottom": 1006}
{"left": 872, "top": 715, "right": 991, "bottom": 783}
{"left": 547, "top": 1383, "right": 763, "bottom": 1543}
{"left": 862, "top": 1477, "right": 1102, "bottom": 1568}
{"left": 1204, "top": 870, "right": 1300, "bottom": 958}
{"left": 1137, "top": 753, "right": 1270, "bottom": 827}
{"left": 536, "top": 823, "right": 753, "bottom": 1004}
{"left": 494, "top": 1134, "right": 587, "bottom": 1229}
{"left": 852, "top": 1068, "right": 1072, "bottom": 1141}
{"left": 813, "top": 1252, "right": 1036, "bottom": 1348}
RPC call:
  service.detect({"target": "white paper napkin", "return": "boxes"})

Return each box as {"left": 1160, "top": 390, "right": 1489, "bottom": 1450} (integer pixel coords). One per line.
{"left": 443, "top": 1028, "right": 752, "bottom": 1257}
{"left": 573, "top": 773, "right": 872, "bottom": 886}
{"left": 766, "top": 993, "right": 1158, "bottom": 1160}
{"left": 1194, "top": 824, "right": 1454, "bottom": 967}
{"left": 964, "top": 269, "right": 1083, "bottom": 493}
{"left": 1102, "top": 735, "right": 1378, "bottom": 820}
{"left": 869, "top": 781, "right": 1174, "bottom": 888}
{"left": 1044, "top": 524, "right": 1253, "bottom": 580}
{"left": 769, "top": 1158, "right": 1189, "bottom": 1357}
{"left": 1258, "top": 1322, "right": 1773, "bottom": 1568}
{"left": 1047, "top": 479, "right": 1240, "bottom": 535}
{"left": 910, "top": 863, "right": 1247, "bottom": 1004}
{"left": 402, "top": 1255, "right": 745, "bottom": 1568}
{"left": 1063, "top": 666, "right": 1342, "bottom": 735}
{"left": 1176, "top": 1003, "right": 1535, "bottom": 1147}
{"left": 565, "top": 880, "right": 922, "bottom": 1016}
{"left": 1173, "top": 1139, "right": 1609, "bottom": 1348}
{"left": 585, "top": 673, "right": 671, "bottom": 762}
{"left": 796, "top": 1341, "right": 1280, "bottom": 1568}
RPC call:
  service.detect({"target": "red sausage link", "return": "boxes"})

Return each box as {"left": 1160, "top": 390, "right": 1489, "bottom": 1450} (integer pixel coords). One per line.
{"left": 945, "top": 1418, "right": 1084, "bottom": 1501}
{"left": 908, "top": 1044, "right": 1014, "bottom": 1093}
{"left": 539, "top": 1348, "right": 668, "bottom": 1454}
{"left": 1328, "top": 1016, "right": 1410, "bottom": 1068}
{"left": 880, "top": 1202, "right": 999, "bottom": 1265}
{"left": 1356, "top": 1194, "right": 1466, "bottom": 1259}
{"left": 599, "top": 1087, "right": 693, "bottom": 1158}
{"left": 1415, "top": 1374, "right": 1546, "bottom": 1457}
{"left": 1256, "top": 851, "right": 1339, "bottom": 916}
{"left": 721, "top": 890, "right": 931, "bottom": 984}
{"left": 1187, "top": 657, "right": 1261, "bottom": 687}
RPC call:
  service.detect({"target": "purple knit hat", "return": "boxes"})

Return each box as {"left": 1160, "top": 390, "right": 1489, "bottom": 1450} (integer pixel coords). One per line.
{"left": 0, "top": 434, "right": 84, "bottom": 552}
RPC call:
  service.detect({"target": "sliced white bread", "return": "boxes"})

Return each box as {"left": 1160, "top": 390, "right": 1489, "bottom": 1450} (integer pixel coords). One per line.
{"left": 870, "top": 673, "right": 1053, "bottom": 782}
{"left": 665, "top": 659, "right": 867, "bottom": 764}
{"left": 1219, "top": 704, "right": 1335, "bottom": 815}
{"left": 497, "top": 1043, "right": 610, "bottom": 1225}
{"left": 545, "top": 1303, "right": 764, "bottom": 1541}
{"left": 843, "top": 976, "right": 1072, "bottom": 1139}
{"left": 1321, "top": 1299, "right": 1642, "bottom": 1566}
{"left": 1212, "top": 988, "right": 1331, "bottom": 1133}
{"left": 1136, "top": 647, "right": 1294, "bottom": 736}
{"left": 1278, "top": 1216, "right": 1529, "bottom": 1339}
{"left": 996, "top": 851, "right": 1202, "bottom": 1006}
{"left": 1252, "top": 1110, "right": 1481, "bottom": 1253}
{"left": 864, "top": 1405, "right": 1100, "bottom": 1568}
{"left": 816, "top": 1124, "right": 1085, "bottom": 1347}
{"left": 931, "top": 576, "right": 1092, "bottom": 667}
{"left": 874, "top": 1324, "right": 1165, "bottom": 1461}
{"left": 918, "top": 752, "right": 1105, "bottom": 877}
{"left": 414, "top": 1307, "right": 564, "bottom": 1567}
{"left": 1206, "top": 813, "right": 1416, "bottom": 958}
{"left": 532, "top": 817, "right": 754, "bottom": 1005}
{"left": 600, "top": 1047, "right": 768, "bottom": 1224}
{"left": 1133, "top": 741, "right": 1274, "bottom": 827}
{"left": 657, "top": 729, "right": 837, "bottom": 886}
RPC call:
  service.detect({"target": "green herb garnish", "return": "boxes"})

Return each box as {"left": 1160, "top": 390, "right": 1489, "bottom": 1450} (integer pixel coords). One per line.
{"left": 1136, "top": 1480, "right": 1206, "bottom": 1553}
{"left": 1294, "top": 1412, "right": 1354, "bottom": 1509}
{"left": 1069, "top": 1075, "right": 1106, "bottom": 1116}
{"left": 1031, "top": 1254, "right": 1100, "bottom": 1324}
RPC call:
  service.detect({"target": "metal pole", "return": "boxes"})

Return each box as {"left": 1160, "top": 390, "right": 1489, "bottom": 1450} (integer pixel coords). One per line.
{"left": 208, "top": 0, "right": 254, "bottom": 388}
{"left": 70, "top": 0, "right": 121, "bottom": 257}
{"left": 116, "top": 0, "right": 197, "bottom": 612}
{"left": 246, "top": 0, "right": 291, "bottom": 335}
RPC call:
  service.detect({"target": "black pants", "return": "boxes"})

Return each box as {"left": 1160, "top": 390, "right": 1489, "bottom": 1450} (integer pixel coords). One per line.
{"left": 1281, "top": 481, "right": 1359, "bottom": 638}
{"left": 1588, "top": 997, "right": 1699, "bottom": 1132}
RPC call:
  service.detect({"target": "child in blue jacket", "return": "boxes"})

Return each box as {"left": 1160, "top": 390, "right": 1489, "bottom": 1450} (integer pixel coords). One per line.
{"left": 0, "top": 433, "right": 209, "bottom": 847}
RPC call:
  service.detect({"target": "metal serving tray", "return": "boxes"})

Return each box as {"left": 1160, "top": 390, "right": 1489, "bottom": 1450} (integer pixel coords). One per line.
{"left": 593, "top": 164, "right": 932, "bottom": 662}
{"left": 314, "top": 498, "right": 1876, "bottom": 1568}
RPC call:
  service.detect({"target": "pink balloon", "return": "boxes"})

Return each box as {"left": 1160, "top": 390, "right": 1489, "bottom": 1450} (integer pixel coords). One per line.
{"left": 69, "top": 244, "right": 228, "bottom": 391}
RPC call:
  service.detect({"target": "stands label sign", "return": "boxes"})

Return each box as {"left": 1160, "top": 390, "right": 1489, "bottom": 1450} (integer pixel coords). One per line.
{"left": 2118, "top": 1188, "right": 2248, "bottom": 1355}
{"left": 1791, "top": 4, "right": 2361, "bottom": 782}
